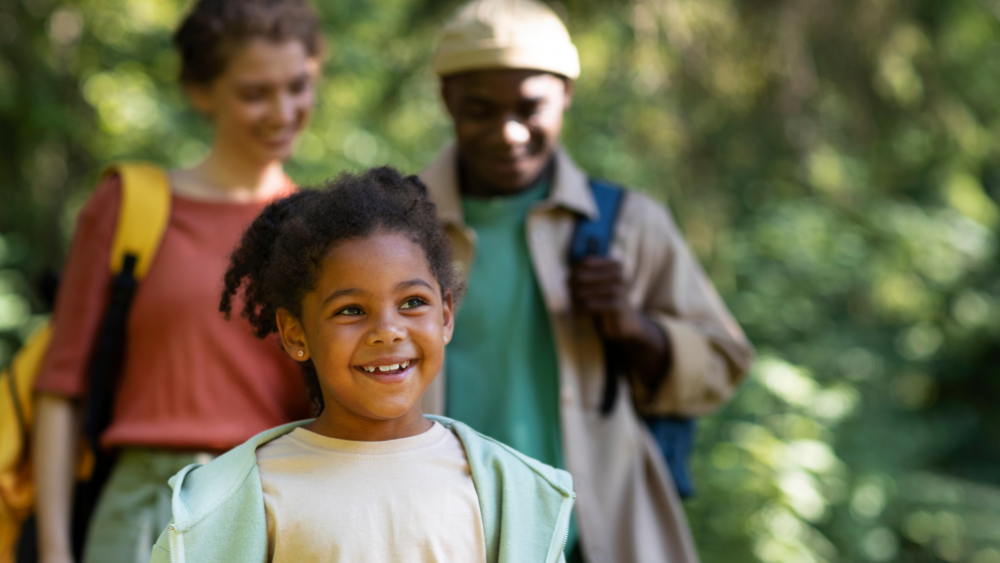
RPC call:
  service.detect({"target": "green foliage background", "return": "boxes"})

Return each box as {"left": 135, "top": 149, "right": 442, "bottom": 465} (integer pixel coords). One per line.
{"left": 2, "top": 0, "right": 999, "bottom": 561}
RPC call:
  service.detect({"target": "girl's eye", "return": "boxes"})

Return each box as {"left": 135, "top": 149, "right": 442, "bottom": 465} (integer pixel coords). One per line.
{"left": 400, "top": 297, "right": 426, "bottom": 310}
{"left": 336, "top": 306, "right": 363, "bottom": 316}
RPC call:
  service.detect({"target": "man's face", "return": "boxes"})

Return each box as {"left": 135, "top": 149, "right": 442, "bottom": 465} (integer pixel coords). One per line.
{"left": 442, "top": 70, "right": 573, "bottom": 194}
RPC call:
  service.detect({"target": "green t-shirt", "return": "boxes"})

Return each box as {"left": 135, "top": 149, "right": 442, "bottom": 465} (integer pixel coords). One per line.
{"left": 445, "top": 178, "right": 579, "bottom": 555}
{"left": 446, "top": 179, "right": 564, "bottom": 469}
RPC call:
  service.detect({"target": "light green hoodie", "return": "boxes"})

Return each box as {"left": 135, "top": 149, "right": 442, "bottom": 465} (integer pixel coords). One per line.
{"left": 151, "top": 416, "right": 575, "bottom": 563}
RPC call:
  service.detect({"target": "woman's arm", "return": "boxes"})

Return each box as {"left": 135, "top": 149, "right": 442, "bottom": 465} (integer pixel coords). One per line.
{"left": 32, "top": 178, "right": 122, "bottom": 560}
{"left": 33, "top": 394, "right": 80, "bottom": 563}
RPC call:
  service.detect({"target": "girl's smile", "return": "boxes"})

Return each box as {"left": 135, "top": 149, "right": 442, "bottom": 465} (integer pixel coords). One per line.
{"left": 355, "top": 357, "right": 417, "bottom": 382}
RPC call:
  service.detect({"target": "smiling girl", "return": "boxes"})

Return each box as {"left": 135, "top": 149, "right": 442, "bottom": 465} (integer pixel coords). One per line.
{"left": 32, "top": 1, "right": 321, "bottom": 562}
{"left": 150, "top": 168, "right": 575, "bottom": 563}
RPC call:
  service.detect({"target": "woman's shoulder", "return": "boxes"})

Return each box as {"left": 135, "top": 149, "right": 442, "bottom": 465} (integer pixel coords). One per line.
{"left": 74, "top": 163, "right": 176, "bottom": 247}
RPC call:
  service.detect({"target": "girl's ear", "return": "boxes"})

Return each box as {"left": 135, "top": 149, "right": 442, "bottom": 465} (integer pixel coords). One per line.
{"left": 441, "top": 290, "right": 455, "bottom": 345}
{"left": 276, "top": 308, "right": 310, "bottom": 361}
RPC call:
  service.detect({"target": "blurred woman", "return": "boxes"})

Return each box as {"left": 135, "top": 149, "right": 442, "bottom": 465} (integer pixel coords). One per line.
{"left": 32, "top": 1, "right": 322, "bottom": 561}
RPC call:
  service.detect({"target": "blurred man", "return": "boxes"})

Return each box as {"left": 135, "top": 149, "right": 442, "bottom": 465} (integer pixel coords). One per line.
{"left": 419, "top": 0, "right": 754, "bottom": 561}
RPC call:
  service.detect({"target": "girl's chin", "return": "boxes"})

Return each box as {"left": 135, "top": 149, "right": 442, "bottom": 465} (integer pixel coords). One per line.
{"left": 349, "top": 396, "right": 424, "bottom": 423}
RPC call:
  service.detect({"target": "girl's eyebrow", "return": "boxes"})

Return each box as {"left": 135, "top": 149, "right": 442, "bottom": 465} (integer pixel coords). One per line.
{"left": 397, "top": 279, "right": 434, "bottom": 292}
{"left": 323, "top": 287, "right": 364, "bottom": 304}
{"left": 321, "top": 280, "right": 431, "bottom": 305}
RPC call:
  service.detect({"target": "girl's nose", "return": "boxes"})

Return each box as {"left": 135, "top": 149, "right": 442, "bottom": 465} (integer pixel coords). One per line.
{"left": 367, "top": 312, "right": 406, "bottom": 345}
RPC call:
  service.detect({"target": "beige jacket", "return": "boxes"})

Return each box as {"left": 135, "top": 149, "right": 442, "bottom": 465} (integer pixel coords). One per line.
{"left": 419, "top": 145, "right": 753, "bottom": 563}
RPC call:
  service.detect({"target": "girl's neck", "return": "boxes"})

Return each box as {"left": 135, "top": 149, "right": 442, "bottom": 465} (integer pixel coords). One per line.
{"left": 305, "top": 405, "right": 433, "bottom": 442}
{"left": 173, "top": 141, "right": 288, "bottom": 203}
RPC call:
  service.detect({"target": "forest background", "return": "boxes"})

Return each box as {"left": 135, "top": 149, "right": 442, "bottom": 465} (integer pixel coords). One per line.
{"left": 1, "top": 0, "right": 999, "bottom": 561}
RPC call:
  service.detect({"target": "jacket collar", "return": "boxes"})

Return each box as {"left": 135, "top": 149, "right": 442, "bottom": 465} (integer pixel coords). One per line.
{"left": 168, "top": 419, "right": 312, "bottom": 527}
{"left": 420, "top": 144, "right": 599, "bottom": 226}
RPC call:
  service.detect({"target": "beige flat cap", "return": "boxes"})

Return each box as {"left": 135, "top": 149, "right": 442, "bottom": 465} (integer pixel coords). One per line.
{"left": 433, "top": 0, "right": 580, "bottom": 79}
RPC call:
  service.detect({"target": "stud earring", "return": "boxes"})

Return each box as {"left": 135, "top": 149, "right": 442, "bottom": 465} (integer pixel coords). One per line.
{"left": 443, "top": 335, "right": 449, "bottom": 343}
{"left": 297, "top": 350, "right": 304, "bottom": 357}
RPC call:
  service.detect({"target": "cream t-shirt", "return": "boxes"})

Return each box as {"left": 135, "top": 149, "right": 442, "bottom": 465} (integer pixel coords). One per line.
{"left": 256, "top": 421, "right": 487, "bottom": 563}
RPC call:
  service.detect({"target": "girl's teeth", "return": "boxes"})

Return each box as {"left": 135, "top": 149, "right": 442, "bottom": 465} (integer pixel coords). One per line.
{"left": 362, "top": 362, "right": 411, "bottom": 373}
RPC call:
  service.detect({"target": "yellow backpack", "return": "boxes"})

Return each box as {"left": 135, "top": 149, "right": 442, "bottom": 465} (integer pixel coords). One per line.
{"left": 0, "top": 163, "right": 171, "bottom": 562}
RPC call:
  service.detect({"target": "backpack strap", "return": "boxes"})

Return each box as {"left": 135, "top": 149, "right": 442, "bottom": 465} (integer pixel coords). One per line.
{"left": 569, "top": 179, "right": 625, "bottom": 264}
{"left": 84, "top": 161, "right": 171, "bottom": 446}
{"left": 85, "top": 162, "right": 172, "bottom": 447}
{"left": 570, "top": 179, "right": 626, "bottom": 416}
{"left": 101, "top": 162, "right": 172, "bottom": 279}
{"left": 571, "top": 179, "right": 697, "bottom": 498}
{"left": 74, "top": 162, "right": 173, "bottom": 554}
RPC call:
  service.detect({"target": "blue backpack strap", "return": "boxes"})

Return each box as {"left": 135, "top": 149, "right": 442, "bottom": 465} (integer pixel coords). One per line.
{"left": 571, "top": 178, "right": 697, "bottom": 498}
{"left": 570, "top": 179, "right": 625, "bottom": 264}
{"left": 571, "top": 180, "right": 625, "bottom": 416}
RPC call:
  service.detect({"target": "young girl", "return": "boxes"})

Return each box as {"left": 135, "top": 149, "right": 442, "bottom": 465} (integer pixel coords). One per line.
{"left": 33, "top": 1, "right": 321, "bottom": 561}
{"left": 150, "top": 168, "right": 575, "bottom": 563}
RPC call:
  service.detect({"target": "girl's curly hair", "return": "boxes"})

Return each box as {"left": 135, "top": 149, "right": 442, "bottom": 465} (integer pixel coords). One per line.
{"left": 174, "top": 0, "right": 322, "bottom": 85}
{"left": 220, "top": 167, "right": 463, "bottom": 414}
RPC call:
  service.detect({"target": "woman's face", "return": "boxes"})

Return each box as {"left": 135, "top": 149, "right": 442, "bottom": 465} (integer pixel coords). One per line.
{"left": 187, "top": 38, "right": 319, "bottom": 164}
{"left": 279, "top": 232, "right": 454, "bottom": 424}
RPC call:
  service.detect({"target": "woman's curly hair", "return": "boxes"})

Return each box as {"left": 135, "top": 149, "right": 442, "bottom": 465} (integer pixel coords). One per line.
{"left": 220, "top": 167, "right": 463, "bottom": 414}
{"left": 174, "top": 0, "right": 322, "bottom": 85}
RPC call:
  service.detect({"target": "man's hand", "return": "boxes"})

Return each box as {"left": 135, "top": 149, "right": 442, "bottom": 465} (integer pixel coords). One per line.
{"left": 568, "top": 256, "right": 643, "bottom": 340}
{"left": 569, "top": 256, "right": 672, "bottom": 390}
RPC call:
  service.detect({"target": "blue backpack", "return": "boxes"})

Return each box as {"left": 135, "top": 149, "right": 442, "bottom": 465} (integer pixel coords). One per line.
{"left": 570, "top": 179, "right": 697, "bottom": 498}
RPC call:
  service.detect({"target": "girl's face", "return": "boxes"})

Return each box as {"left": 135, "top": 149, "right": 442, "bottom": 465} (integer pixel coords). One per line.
{"left": 187, "top": 38, "right": 319, "bottom": 164}
{"left": 279, "top": 233, "right": 454, "bottom": 427}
